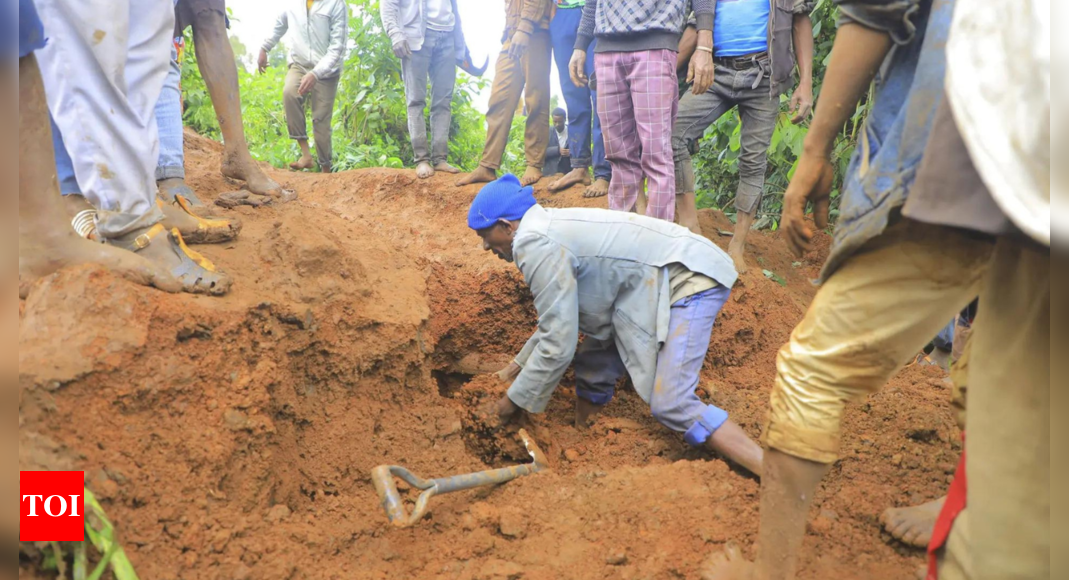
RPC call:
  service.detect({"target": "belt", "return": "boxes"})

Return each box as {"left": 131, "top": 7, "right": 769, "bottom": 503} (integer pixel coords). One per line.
{"left": 714, "top": 51, "right": 769, "bottom": 90}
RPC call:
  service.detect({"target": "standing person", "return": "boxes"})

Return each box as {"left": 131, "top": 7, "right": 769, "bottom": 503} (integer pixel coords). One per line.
{"left": 17, "top": 0, "right": 181, "bottom": 296}
{"left": 671, "top": 0, "right": 814, "bottom": 272}
{"left": 259, "top": 0, "right": 349, "bottom": 174}
{"left": 699, "top": 0, "right": 1054, "bottom": 578}
{"left": 568, "top": 0, "right": 715, "bottom": 223}
{"left": 35, "top": 0, "right": 232, "bottom": 295}
{"left": 455, "top": 0, "right": 554, "bottom": 188}
{"left": 381, "top": 0, "right": 472, "bottom": 180}
{"left": 470, "top": 175, "right": 764, "bottom": 476}
{"left": 154, "top": 0, "right": 285, "bottom": 204}
{"left": 543, "top": 107, "right": 570, "bottom": 176}
{"left": 546, "top": 0, "right": 611, "bottom": 198}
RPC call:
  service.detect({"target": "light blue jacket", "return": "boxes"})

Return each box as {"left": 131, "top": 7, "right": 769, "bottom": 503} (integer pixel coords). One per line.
{"left": 508, "top": 206, "right": 738, "bottom": 413}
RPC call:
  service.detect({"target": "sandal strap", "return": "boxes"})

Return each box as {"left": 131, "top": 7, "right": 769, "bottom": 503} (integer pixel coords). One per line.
{"left": 113, "top": 223, "right": 168, "bottom": 253}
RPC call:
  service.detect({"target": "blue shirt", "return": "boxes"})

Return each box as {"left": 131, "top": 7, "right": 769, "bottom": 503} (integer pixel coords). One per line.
{"left": 713, "top": 0, "right": 770, "bottom": 57}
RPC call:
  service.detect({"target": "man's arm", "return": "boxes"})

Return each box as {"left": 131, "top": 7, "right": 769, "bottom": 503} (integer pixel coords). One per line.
{"left": 677, "top": 25, "right": 698, "bottom": 72}
{"left": 312, "top": 2, "right": 349, "bottom": 79}
{"left": 516, "top": 0, "right": 551, "bottom": 35}
{"left": 688, "top": 1, "right": 716, "bottom": 94}
{"left": 261, "top": 11, "right": 289, "bottom": 53}
{"left": 506, "top": 235, "right": 581, "bottom": 414}
{"left": 574, "top": 0, "right": 597, "bottom": 51}
{"left": 379, "top": 0, "right": 406, "bottom": 47}
{"left": 789, "top": 12, "right": 815, "bottom": 123}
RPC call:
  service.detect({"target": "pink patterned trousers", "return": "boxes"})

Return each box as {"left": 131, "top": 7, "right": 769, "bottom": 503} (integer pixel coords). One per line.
{"left": 595, "top": 49, "right": 679, "bottom": 222}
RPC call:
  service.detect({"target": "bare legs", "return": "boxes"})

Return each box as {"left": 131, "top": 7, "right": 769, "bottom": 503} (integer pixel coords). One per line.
{"left": 728, "top": 209, "right": 755, "bottom": 274}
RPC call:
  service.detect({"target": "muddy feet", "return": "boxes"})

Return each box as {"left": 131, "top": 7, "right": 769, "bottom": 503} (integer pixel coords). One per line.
{"left": 727, "top": 241, "right": 749, "bottom": 275}
{"left": 416, "top": 161, "right": 435, "bottom": 179}
{"left": 699, "top": 544, "right": 754, "bottom": 580}
{"left": 434, "top": 161, "right": 461, "bottom": 174}
{"left": 159, "top": 198, "right": 242, "bottom": 245}
{"left": 583, "top": 177, "right": 610, "bottom": 198}
{"left": 548, "top": 168, "right": 591, "bottom": 193}
{"left": 222, "top": 155, "right": 282, "bottom": 197}
{"left": 520, "top": 166, "right": 543, "bottom": 186}
{"left": 289, "top": 155, "right": 315, "bottom": 171}
{"left": 575, "top": 397, "right": 606, "bottom": 429}
{"left": 110, "top": 224, "right": 232, "bottom": 295}
{"left": 19, "top": 229, "right": 182, "bottom": 298}
{"left": 158, "top": 177, "right": 205, "bottom": 206}
{"left": 456, "top": 165, "right": 497, "bottom": 187}
{"left": 881, "top": 496, "right": 945, "bottom": 548}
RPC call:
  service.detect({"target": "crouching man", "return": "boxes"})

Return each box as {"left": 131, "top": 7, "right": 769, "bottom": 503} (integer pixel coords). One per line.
{"left": 470, "top": 174, "right": 764, "bottom": 475}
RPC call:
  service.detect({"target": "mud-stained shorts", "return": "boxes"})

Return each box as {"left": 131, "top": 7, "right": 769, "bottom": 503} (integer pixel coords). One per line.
{"left": 174, "top": 0, "right": 227, "bottom": 35}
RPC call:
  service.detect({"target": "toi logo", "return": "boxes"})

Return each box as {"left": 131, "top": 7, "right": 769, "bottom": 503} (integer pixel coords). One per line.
{"left": 20, "top": 471, "right": 85, "bottom": 542}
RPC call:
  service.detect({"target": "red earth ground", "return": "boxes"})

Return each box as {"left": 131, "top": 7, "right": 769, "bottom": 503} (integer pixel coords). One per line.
{"left": 19, "top": 131, "right": 960, "bottom": 580}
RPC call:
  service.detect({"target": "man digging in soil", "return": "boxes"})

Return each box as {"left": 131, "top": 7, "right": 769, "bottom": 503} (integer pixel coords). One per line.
{"left": 469, "top": 174, "right": 764, "bottom": 476}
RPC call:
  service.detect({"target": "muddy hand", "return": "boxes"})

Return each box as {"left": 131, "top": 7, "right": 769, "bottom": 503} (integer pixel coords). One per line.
{"left": 781, "top": 151, "right": 833, "bottom": 258}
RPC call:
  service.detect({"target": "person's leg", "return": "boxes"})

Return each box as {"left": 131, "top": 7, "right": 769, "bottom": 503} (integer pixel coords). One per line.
{"left": 628, "top": 49, "right": 678, "bottom": 222}
{"left": 548, "top": 8, "right": 593, "bottom": 193}
{"left": 403, "top": 33, "right": 435, "bottom": 177}
{"left": 572, "top": 337, "right": 627, "bottom": 428}
{"left": 155, "top": 41, "right": 200, "bottom": 204}
{"left": 429, "top": 30, "right": 459, "bottom": 173}
{"left": 456, "top": 40, "right": 524, "bottom": 186}
{"left": 727, "top": 69, "right": 779, "bottom": 274}
{"left": 520, "top": 28, "right": 552, "bottom": 186}
{"left": 182, "top": 0, "right": 281, "bottom": 196}
{"left": 18, "top": 51, "right": 180, "bottom": 296}
{"left": 283, "top": 63, "right": 314, "bottom": 170}
{"left": 586, "top": 42, "right": 611, "bottom": 198}
{"left": 649, "top": 286, "right": 764, "bottom": 475}
{"left": 672, "top": 71, "right": 734, "bottom": 234}
{"left": 596, "top": 52, "right": 643, "bottom": 213}
{"left": 35, "top": 0, "right": 228, "bottom": 294}
{"left": 310, "top": 74, "right": 339, "bottom": 173}
{"left": 965, "top": 236, "right": 1051, "bottom": 578}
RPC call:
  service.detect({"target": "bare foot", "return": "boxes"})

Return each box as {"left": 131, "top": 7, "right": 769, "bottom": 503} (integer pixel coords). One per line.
{"left": 289, "top": 155, "right": 315, "bottom": 171}
{"left": 434, "top": 162, "right": 461, "bottom": 174}
{"left": 520, "top": 166, "right": 543, "bottom": 186}
{"left": 456, "top": 165, "right": 497, "bottom": 187}
{"left": 881, "top": 496, "right": 946, "bottom": 548}
{"left": 222, "top": 154, "right": 282, "bottom": 197}
{"left": 548, "top": 168, "right": 592, "bottom": 192}
{"left": 19, "top": 229, "right": 181, "bottom": 298}
{"left": 727, "top": 242, "right": 749, "bottom": 275}
{"left": 575, "top": 397, "right": 606, "bottom": 429}
{"left": 699, "top": 544, "right": 754, "bottom": 580}
{"left": 583, "top": 177, "right": 610, "bottom": 198}
{"left": 416, "top": 161, "right": 435, "bottom": 179}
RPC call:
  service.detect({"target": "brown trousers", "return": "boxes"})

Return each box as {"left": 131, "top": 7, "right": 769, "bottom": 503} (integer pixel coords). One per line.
{"left": 283, "top": 63, "right": 340, "bottom": 169}
{"left": 479, "top": 30, "right": 552, "bottom": 171}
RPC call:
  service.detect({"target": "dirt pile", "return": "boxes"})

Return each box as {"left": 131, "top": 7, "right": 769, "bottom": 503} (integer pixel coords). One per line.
{"left": 19, "top": 131, "right": 961, "bottom": 580}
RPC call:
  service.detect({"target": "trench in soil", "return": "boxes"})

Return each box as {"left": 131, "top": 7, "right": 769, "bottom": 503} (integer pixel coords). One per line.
{"left": 18, "top": 131, "right": 963, "bottom": 580}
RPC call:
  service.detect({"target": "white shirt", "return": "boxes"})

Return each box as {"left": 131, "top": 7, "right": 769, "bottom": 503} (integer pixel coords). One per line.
{"left": 262, "top": 0, "right": 349, "bottom": 80}
{"left": 556, "top": 127, "right": 568, "bottom": 152}
{"left": 425, "top": 0, "right": 455, "bottom": 32}
{"left": 945, "top": 0, "right": 1055, "bottom": 245}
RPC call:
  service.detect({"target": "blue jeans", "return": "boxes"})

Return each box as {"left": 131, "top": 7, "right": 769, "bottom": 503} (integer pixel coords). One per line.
{"left": 573, "top": 286, "right": 731, "bottom": 445}
{"left": 549, "top": 7, "right": 610, "bottom": 181}
{"left": 155, "top": 42, "right": 184, "bottom": 180}
{"left": 51, "top": 115, "right": 81, "bottom": 195}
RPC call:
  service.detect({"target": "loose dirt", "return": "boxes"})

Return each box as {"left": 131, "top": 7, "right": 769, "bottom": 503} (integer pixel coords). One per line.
{"left": 19, "top": 131, "right": 961, "bottom": 580}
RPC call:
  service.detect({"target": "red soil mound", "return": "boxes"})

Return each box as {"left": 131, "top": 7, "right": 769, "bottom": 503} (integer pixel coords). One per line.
{"left": 19, "top": 131, "right": 959, "bottom": 580}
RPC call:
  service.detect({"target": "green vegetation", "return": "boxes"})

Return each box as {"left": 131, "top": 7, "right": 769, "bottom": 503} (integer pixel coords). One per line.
{"left": 181, "top": 0, "right": 859, "bottom": 226}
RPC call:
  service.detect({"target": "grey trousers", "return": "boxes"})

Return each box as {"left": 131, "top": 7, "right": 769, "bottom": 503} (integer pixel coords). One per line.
{"left": 402, "top": 29, "right": 456, "bottom": 165}
{"left": 672, "top": 62, "right": 778, "bottom": 214}
{"left": 283, "top": 63, "right": 340, "bottom": 169}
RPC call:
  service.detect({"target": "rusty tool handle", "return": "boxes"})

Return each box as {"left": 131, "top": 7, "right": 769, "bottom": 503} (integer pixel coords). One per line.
{"left": 371, "top": 429, "right": 547, "bottom": 527}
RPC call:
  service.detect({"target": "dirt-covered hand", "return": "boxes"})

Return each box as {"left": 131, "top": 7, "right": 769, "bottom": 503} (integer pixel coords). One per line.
{"left": 298, "top": 73, "right": 318, "bottom": 96}
{"left": 495, "top": 362, "right": 521, "bottom": 383}
{"left": 569, "top": 49, "right": 588, "bottom": 87}
{"left": 481, "top": 393, "right": 521, "bottom": 428}
{"left": 781, "top": 150, "right": 834, "bottom": 258}
{"left": 790, "top": 82, "right": 814, "bottom": 124}
{"left": 508, "top": 31, "right": 530, "bottom": 61}
{"left": 257, "top": 49, "right": 269, "bottom": 73}
{"left": 392, "top": 39, "right": 412, "bottom": 59}
{"left": 688, "top": 50, "right": 714, "bottom": 95}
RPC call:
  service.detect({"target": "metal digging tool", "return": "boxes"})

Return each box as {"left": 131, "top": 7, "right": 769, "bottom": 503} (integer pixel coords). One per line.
{"left": 371, "top": 428, "right": 548, "bottom": 527}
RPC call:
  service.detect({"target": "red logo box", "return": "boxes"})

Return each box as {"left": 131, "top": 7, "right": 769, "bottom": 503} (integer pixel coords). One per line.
{"left": 20, "top": 471, "right": 85, "bottom": 542}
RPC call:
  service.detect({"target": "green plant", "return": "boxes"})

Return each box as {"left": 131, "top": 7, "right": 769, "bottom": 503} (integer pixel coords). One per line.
{"left": 26, "top": 488, "right": 139, "bottom": 580}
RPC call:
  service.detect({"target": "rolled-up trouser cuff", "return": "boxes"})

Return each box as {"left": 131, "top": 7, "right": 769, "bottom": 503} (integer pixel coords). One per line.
{"left": 155, "top": 165, "right": 185, "bottom": 181}
{"left": 735, "top": 179, "right": 763, "bottom": 214}
{"left": 761, "top": 419, "right": 840, "bottom": 464}
{"left": 96, "top": 204, "right": 165, "bottom": 239}
{"left": 674, "top": 155, "right": 696, "bottom": 195}
{"left": 576, "top": 388, "right": 613, "bottom": 406}
{"left": 683, "top": 405, "right": 729, "bottom": 446}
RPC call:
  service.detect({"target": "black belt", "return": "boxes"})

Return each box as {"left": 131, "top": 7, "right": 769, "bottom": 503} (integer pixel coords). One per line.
{"left": 714, "top": 51, "right": 769, "bottom": 71}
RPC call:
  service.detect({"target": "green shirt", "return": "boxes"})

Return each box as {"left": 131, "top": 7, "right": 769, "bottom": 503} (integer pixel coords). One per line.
{"left": 557, "top": 0, "right": 585, "bottom": 9}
